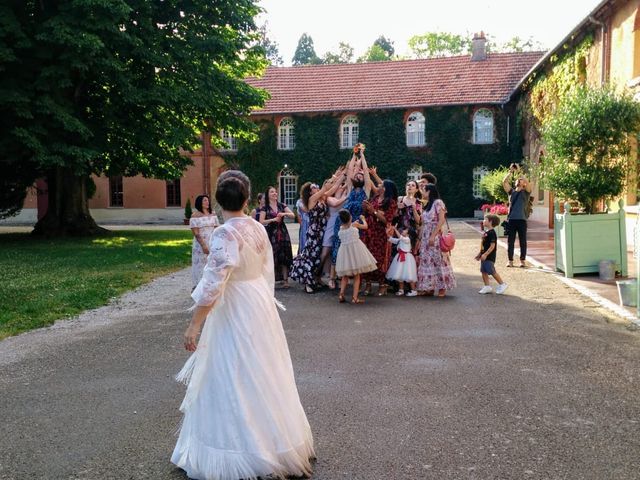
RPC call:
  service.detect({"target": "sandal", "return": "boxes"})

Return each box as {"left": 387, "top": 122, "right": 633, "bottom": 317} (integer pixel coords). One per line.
{"left": 351, "top": 297, "right": 365, "bottom": 304}
{"left": 363, "top": 283, "right": 372, "bottom": 296}
{"left": 304, "top": 285, "right": 315, "bottom": 294}
{"left": 376, "top": 284, "right": 389, "bottom": 297}
{"left": 328, "top": 279, "right": 336, "bottom": 290}
{"left": 338, "top": 293, "right": 346, "bottom": 303}
{"left": 437, "top": 289, "right": 446, "bottom": 297}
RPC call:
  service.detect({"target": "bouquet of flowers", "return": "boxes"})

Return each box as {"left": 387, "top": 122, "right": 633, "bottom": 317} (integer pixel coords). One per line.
{"left": 353, "top": 143, "right": 366, "bottom": 158}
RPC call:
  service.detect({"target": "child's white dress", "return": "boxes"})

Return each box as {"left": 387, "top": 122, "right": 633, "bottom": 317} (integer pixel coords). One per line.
{"left": 335, "top": 226, "right": 377, "bottom": 277}
{"left": 386, "top": 236, "right": 418, "bottom": 282}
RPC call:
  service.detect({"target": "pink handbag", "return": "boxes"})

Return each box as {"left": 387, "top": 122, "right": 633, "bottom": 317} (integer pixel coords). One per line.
{"left": 438, "top": 211, "right": 455, "bottom": 252}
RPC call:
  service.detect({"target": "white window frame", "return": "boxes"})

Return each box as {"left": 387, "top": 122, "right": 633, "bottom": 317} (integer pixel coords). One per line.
{"left": 406, "top": 112, "right": 426, "bottom": 147}
{"left": 278, "top": 166, "right": 298, "bottom": 209}
{"left": 220, "top": 130, "right": 238, "bottom": 151}
{"left": 473, "top": 109, "right": 494, "bottom": 144}
{"left": 472, "top": 166, "right": 489, "bottom": 199}
{"left": 278, "top": 118, "right": 296, "bottom": 150}
{"left": 340, "top": 115, "right": 359, "bottom": 149}
{"left": 406, "top": 165, "right": 423, "bottom": 183}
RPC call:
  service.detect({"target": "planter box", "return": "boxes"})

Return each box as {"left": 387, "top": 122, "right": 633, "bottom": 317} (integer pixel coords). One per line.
{"left": 554, "top": 200, "right": 628, "bottom": 278}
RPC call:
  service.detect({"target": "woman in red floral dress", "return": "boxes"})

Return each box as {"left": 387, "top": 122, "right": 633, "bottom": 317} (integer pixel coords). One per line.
{"left": 362, "top": 178, "right": 398, "bottom": 296}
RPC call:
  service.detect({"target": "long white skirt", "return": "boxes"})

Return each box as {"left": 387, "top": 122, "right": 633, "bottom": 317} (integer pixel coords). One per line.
{"left": 172, "top": 279, "right": 314, "bottom": 480}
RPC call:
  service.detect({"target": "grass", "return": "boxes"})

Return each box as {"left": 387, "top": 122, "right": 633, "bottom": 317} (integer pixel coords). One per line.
{"left": 0, "top": 230, "right": 192, "bottom": 339}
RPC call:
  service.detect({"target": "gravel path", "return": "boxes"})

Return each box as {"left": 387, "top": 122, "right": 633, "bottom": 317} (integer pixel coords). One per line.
{"left": 1, "top": 222, "right": 639, "bottom": 479}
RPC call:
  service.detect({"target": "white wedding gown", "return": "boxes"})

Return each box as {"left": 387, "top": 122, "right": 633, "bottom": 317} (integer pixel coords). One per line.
{"left": 172, "top": 216, "right": 315, "bottom": 480}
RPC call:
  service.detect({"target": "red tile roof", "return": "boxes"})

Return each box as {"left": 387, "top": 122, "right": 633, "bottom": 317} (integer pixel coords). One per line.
{"left": 246, "top": 52, "right": 545, "bottom": 115}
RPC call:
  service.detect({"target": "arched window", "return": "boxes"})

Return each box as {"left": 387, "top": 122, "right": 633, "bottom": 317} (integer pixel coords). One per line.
{"left": 473, "top": 109, "right": 494, "bottom": 144}
{"left": 220, "top": 130, "right": 238, "bottom": 151}
{"left": 278, "top": 118, "right": 295, "bottom": 150}
{"left": 406, "top": 112, "right": 426, "bottom": 146}
{"left": 340, "top": 115, "right": 359, "bottom": 149}
{"left": 472, "top": 166, "right": 489, "bottom": 199}
{"left": 278, "top": 166, "right": 298, "bottom": 209}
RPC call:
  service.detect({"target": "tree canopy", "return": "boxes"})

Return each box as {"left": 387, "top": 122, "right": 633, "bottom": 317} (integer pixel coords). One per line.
{"left": 256, "top": 21, "right": 283, "bottom": 66}
{"left": 292, "top": 33, "right": 321, "bottom": 65}
{"left": 323, "top": 42, "right": 354, "bottom": 64}
{"left": 408, "top": 32, "right": 544, "bottom": 58}
{"left": 0, "top": 0, "right": 268, "bottom": 234}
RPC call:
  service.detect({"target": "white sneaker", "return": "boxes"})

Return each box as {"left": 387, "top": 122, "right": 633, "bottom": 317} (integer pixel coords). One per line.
{"left": 478, "top": 285, "right": 493, "bottom": 294}
{"left": 496, "top": 283, "right": 508, "bottom": 295}
{"left": 395, "top": 289, "right": 405, "bottom": 296}
{"left": 406, "top": 290, "right": 418, "bottom": 297}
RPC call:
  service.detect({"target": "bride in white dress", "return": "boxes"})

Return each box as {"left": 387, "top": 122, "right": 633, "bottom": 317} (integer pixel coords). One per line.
{"left": 173, "top": 171, "right": 315, "bottom": 480}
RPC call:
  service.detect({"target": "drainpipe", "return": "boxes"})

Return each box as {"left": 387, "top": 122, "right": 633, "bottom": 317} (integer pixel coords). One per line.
{"left": 588, "top": 16, "right": 607, "bottom": 86}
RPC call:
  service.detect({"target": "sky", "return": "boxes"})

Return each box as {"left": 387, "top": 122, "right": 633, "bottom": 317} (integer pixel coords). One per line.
{"left": 257, "top": 0, "right": 604, "bottom": 65}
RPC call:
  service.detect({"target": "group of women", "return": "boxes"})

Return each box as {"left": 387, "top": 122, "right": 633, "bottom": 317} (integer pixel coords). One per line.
{"left": 178, "top": 160, "right": 457, "bottom": 480}
{"left": 251, "top": 151, "right": 457, "bottom": 299}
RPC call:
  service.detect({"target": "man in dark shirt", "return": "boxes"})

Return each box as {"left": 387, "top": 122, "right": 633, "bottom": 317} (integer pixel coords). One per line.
{"left": 476, "top": 214, "right": 508, "bottom": 294}
{"left": 502, "top": 164, "right": 532, "bottom": 268}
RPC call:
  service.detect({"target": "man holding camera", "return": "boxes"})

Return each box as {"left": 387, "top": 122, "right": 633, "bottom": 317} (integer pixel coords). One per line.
{"left": 502, "top": 164, "right": 532, "bottom": 268}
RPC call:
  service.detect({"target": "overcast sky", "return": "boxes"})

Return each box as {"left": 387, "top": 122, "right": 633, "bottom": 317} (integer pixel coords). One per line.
{"left": 257, "top": 0, "right": 604, "bottom": 65}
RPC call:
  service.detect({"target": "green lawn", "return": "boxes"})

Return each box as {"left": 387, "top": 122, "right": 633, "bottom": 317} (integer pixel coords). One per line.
{"left": 0, "top": 230, "right": 192, "bottom": 339}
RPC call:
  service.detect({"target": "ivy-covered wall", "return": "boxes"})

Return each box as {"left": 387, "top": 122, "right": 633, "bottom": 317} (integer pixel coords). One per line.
{"left": 226, "top": 106, "right": 522, "bottom": 217}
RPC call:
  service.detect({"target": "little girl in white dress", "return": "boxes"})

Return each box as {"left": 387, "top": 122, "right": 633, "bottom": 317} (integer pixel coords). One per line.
{"left": 386, "top": 226, "right": 418, "bottom": 296}
{"left": 335, "top": 209, "right": 377, "bottom": 304}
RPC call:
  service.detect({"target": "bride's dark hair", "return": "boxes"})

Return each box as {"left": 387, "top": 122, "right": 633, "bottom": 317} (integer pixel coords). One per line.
{"left": 215, "top": 170, "right": 251, "bottom": 211}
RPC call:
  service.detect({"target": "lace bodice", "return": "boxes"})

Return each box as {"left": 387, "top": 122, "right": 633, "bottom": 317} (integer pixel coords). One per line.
{"left": 192, "top": 216, "right": 275, "bottom": 306}
{"left": 189, "top": 214, "right": 219, "bottom": 230}
{"left": 338, "top": 226, "right": 360, "bottom": 245}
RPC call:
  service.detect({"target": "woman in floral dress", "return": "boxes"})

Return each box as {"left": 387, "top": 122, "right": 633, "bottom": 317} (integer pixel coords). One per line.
{"left": 417, "top": 184, "right": 456, "bottom": 297}
{"left": 362, "top": 179, "right": 398, "bottom": 296}
{"left": 291, "top": 168, "right": 345, "bottom": 293}
{"left": 259, "top": 186, "right": 295, "bottom": 287}
{"left": 189, "top": 194, "right": 220, "bottom": 290}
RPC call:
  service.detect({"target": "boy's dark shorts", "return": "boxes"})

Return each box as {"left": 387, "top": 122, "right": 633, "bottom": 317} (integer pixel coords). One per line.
{"left": 480, "top": 260, "right": 496, "bottom": 275}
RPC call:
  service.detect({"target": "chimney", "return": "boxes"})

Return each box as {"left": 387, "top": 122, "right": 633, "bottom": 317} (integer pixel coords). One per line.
{"left": 471, "top": 31, "right": 487, "bottom": 61}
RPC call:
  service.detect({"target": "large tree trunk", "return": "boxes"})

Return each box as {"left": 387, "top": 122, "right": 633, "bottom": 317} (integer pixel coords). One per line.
{"left": 32, "top": 167, "right": 108, "bottom": 236}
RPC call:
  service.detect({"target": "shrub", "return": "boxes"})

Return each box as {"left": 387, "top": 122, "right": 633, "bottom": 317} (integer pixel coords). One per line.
{"left": 184, "top": 198, "right": 193, "bottom": 219}
{"left": 480, "top": 167, "right": 509, "bottom": 204}
{"left": 541, "top": 86, "right": 640, "bottom": 213}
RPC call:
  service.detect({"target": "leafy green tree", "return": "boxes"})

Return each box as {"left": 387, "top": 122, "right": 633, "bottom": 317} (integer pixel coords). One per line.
{"left": 408, "top": 32, "right": 471, "bottom": 58}
{"left": 256, "top": 21, "right": 283, "bottom": 66}
{"left": 541, "top": 87, "right": 640, "bottom": 213}
{"left": 0, "top": 1, "right": 267, "bottom": 235}
{"left": 480, "top": 167, "right": 510, "bottom": 204}
{"left": 358, "top": 44, "right": 390, "bottom": 62}
{"left": 373, "top": 36, "right": 395, "bottom": 58}
{"left": 292, "top": 33, "right": 321, "bottom": 65}
{"left": 495, "top": 36, "right": 544, "bottom": 53}
{"left": 323, "top": 42, "right": 354, "bottom": 64}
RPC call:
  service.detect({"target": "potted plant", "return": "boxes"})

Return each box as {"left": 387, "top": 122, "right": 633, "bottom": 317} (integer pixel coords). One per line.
{"left": 540, "top": 86, "right": 640, "bottom": 277}
{"left": 184, "top": 198, "right": 192, "bottom": 225}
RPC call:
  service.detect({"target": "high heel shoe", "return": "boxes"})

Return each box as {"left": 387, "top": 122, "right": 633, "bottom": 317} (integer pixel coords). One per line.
{"left": 351, "top": 297, "right": 364, "bottom": 304}
{"left": 338, "top": 293, "right": 346, "bottom": 303}
{"left": 363, "top": 283, "right": 372, "bottom": 296}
